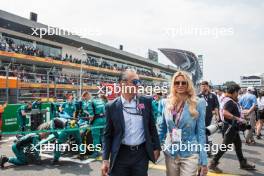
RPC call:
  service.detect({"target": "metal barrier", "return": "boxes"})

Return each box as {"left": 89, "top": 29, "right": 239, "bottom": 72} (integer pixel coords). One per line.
{"left": 0, "top": 66, "right": 117, "bottom": 103}
{"left": 0, "top": 61, "right": 166, "bottom": 103}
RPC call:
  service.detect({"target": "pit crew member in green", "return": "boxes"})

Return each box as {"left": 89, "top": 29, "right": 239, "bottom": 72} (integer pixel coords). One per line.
{"left": 100, "top": 94, "right": 108, "bottom": 104}
{"left": 53, "top": 119, "right": 85, "bottom": 163}
{"left": 17, "top": 102, "right": 32, "bottom": 132}
{"left": 86, "top": 95, "right": 106, "bottom": 158}
{"left": 50, "top": 97, "right": 59, "bottom": 118}
{"left": 32, "top": 99, "right": 42, "bottom": 110}
{"left": 78, "top": 91, "right": 92, "bottom": 120}
{"left": 151, "top": 92, "right": 163, "bottom": 124}
{"left": 0, "top": 131, "right": 48, "bottom": 168}
{"left": 59, "top": 93, "right": 76, "bottom": 119}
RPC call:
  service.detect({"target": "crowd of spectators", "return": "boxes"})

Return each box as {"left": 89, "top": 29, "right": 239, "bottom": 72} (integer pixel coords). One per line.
{"left": 56, "top": 54, "right": 164, "bottom": 78}
{"left": 0, "top": 37, "right": 45, "bottom": 57}
{"left": 0, "top": 63, "right": 121, "bottom": 86}
{"left": 0, "top": 37, "right": 165, "bottom": 79}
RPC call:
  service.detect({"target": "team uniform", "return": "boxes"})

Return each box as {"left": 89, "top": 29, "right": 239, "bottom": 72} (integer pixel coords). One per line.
{"left": 53, "top": 120, "right": 84, "bottom": 162}
{"left": 1, "top": 133, "right": 40, "bottom": 167}
{"left": 17, "top": 105, "right": 32, "bottom": 132}
{"left": 86, "top": 98, "right": 106, "bottom": 157}
{"left": 151, "top": 98, "right": 163, "bottom": 125}
{"left": 60, "top": 101, "right": 76, "bottom": 119}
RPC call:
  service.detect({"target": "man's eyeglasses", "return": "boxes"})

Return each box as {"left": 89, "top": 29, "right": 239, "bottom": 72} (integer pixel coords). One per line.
{"left": 174, "top": 81, "right": 188, "bottom": 86}
{"left": 131, "top": 79, "right": 141, "bottom": 86}
{"left": 122, "top": 79, "right": 141, "bottom": 86}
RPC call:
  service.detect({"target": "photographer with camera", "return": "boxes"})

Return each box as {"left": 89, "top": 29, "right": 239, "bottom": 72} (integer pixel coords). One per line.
{"left": 209, "top": 83, "right": 255, "bottom": 173}
{"left": 198, "top": 81, "right": 219, "bottom": 157}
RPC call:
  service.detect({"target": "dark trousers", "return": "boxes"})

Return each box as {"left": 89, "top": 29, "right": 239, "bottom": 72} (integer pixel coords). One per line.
{"left": 110, "top": 145, "right": 149, "bottom": 176}
{"left": 213, "top": 123, "right": 245, "bottom": 163}
{"left": 205, "top": 116, "right": 213, "bottom": 152}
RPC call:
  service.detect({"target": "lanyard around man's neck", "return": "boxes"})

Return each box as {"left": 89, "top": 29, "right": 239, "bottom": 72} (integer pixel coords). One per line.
{"left": 122, "top": 96, "right": 142, "bottom": 116}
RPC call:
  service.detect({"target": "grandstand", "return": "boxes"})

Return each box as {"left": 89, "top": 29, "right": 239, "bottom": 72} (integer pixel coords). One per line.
{"left": 159, "top": 48, "right": 203, "bottom": 86}
{"left": 0, "top": 10, "right": 177, "bottom": 103}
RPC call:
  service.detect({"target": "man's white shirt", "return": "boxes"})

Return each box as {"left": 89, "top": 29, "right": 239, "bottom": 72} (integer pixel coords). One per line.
{"left": 121, "top": 95, "right": 145, "bottom": 146}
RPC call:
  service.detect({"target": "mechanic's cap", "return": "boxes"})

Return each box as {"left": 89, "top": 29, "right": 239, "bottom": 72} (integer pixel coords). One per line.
{"left": 247, "top": 86, "right": 254, "bottom": 92}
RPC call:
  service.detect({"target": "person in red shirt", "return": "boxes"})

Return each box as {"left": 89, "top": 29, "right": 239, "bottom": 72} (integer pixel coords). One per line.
{"left": 0, "top": 102, "right": 7, "bottom": 140}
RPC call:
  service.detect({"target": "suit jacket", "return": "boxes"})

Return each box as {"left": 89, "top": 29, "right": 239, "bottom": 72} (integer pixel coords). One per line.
{"left": 102, "top": 95, "right": 161, "bottom": 170}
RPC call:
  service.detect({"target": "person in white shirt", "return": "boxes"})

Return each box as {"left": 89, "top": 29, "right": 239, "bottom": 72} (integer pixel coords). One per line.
{"left": 256, "top": 90, "right": 264, "bottom": 139}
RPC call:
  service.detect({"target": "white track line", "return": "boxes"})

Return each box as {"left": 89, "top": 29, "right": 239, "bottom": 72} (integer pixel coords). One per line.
{"left": 0, "top": 136, "right": 16, "bottom": 143}
{"left": 40, "top": 153, "right": 96, "bottom": 164}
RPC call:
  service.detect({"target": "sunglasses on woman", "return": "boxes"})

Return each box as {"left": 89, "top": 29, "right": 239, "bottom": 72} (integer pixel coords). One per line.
{"left": 174, "top": 81, "right": 188, "bottom": 86}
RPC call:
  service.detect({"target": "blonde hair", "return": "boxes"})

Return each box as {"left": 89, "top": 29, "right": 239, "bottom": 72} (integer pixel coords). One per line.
{"left": 166, "top": 71, "right": 199, "bottom": 118}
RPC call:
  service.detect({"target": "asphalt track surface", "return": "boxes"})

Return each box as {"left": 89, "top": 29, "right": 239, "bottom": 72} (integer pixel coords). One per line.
{"left": 1, "top": 129, "right": 264, "bottom": 176}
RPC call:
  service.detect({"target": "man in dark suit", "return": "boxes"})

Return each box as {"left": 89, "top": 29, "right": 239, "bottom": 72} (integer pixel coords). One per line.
{"left": 101, "top": 69, "right": 161, "bottom": 176}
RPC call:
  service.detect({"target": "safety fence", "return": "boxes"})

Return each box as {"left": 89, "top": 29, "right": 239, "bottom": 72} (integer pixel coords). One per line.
{"left": 1, "top": 125, "right": 105, "bottom": 135}
{"left": 0, "top": 66, "right": 119, "bottom": 104}
{"left": 0, "top": 103, "right": 105, "bottom": 135}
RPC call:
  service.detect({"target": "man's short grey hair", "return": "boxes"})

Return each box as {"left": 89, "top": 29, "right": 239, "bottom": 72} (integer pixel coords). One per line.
{"left": 118, "top": 68, "right": 137, "bottom": 82}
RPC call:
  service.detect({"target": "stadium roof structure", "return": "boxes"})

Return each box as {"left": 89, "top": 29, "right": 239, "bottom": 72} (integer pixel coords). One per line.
{"left": 0, "top": 10, "right": 177, "bottom": 72}
{"left": 159, "top": 48, "right": 203, "bottom": 85}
